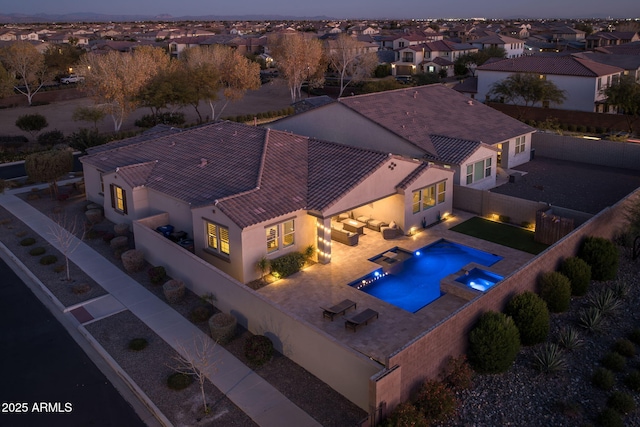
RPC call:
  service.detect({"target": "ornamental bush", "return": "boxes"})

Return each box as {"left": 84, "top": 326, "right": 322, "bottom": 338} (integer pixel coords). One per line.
{"left": 414, "top": 380, "right": 458, "bottom": 424}
{"left": 167, "top": 372, "right": 192, "bottom": 390}
{"left": 148, "top": 266, "right": 167, "bottom": 285}
{"left": 592, "top": 367, "right": 615, "bottom": 390}
{"left": 601, "top": 352, "right": 626, "bottom": 372}
{"left": 128, "top": 338, "right": 148, "bottom": 351}
{"left": 383, "top": 402, "right": 427, "bottom": 427}
{"left": 269, "top": 252, "right": 306, "bottom": 278}
{"left": 19, "top": 237, "right": 36, "bottom": 246}
{"left": 441, "top": 355, "right": 474, "bottom": 391}
{"left": 244, "top": 335, "right": 274, "bottom": 366}
{"left": 559, "top": 257, "right": 591, "bottom": 296}
{"left": 612, "top": 339, "right": 636, "bottom": 358}
{"left": 539, "top": 271, "right": 571, "bottom": 313}
{"left": 468, "top": 311, "right": 520, "bottom": 374}
{"left": 29, "top": 247, "right": 46, "bottom": 256}
{"left": 607, "top": 391, "right": 636, "bottom": 414}
{"left": 597, "top": 408, "right": 623, "bottom": 427}
{"left": 39, "top": 255, "right": 58, "bottom": 265}
{"left": 504, "top": 291, "right": 550, "bottom": 346}
{"left": 578, "top": 236, "right": 619, "bottom": 281}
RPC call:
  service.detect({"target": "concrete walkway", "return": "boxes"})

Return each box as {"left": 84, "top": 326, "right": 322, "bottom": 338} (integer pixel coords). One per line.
{"left": 0, "top": 190, "right": 320, "bottom": 427}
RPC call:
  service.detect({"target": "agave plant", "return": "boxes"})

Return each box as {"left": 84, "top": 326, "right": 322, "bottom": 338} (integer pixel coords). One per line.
{"left": 557, "top": 326, "right": 584, "bottom": 351}
{"left": 533, "top": 342, "right": 568, "bottom": 373}
{"left": 611, "top": 280, "right": 631, "bottom": 298}
{"left": 578, "top": 307, "right": 604, "bottom": 332}
{"left": 587, "top": 288, "right": 621, "bottom": 316}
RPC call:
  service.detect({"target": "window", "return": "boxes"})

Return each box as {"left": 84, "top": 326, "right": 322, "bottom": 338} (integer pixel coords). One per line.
{"left": 515, "top": 136, "right": 526, "bottom": 154}
{"left": 266, "top": 219, "right": 295, "bottom": 253}
{"left": 412, "top": 181, "right": 446, "bottom": 212}
{"left": 110, "top": 184, "right": 127, "bottom": 214}
{"left": 466, "top": 158, "right": 492, "bottom": 185}
{"left": 206, "top": 221, "right": 230, "bottom": 256}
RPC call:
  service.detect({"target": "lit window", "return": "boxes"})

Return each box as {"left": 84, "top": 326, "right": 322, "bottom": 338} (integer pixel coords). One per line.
{"left": 266, "top": 219, "right": 295, "bottom": 253}
{"left": 283, "top": 220, "right": 295, "bottom": 247}
{"left": 466, "top": 158, "right": 492, "bottom": 185}
{"left": 412, "top": 191, "right": 420, "bottom": 214}
{"left": 266, "top": 225, "right": 278, "bottom": 253}
{"left": 110, "top": 184, "right": 127, "bottom": 214}
{"left": 206, "top": 221, "right": 230, "bottom": 256}
{"left": 412, "top": 181, "right": 446, "bottom": 213}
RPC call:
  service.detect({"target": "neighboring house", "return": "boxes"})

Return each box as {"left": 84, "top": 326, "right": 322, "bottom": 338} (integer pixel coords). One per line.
{"left": 573, "top": 52, "right": 640, "bottom": 83}
{"left": 267, "top": 85, "right": 535, "bottom": 183}
{"left": 0, "top": 31, "right": 16, "bottom": 41}
{"left": 471, "top": 34, "right": 525, "bottom": 58}
{"left": 476, "top": 55, "right": 624, "bottom": 112}
{"left": 586, "top": 31, "right": 640, "bottom": 50}
{"left": 392, "top": 40, "right": 477, "bottom": 76}
{"left": 16, "top": 31, "right": 39, "bottom": 41}
{"left": 80, "top": 122, "right": 454, "bottom": 283}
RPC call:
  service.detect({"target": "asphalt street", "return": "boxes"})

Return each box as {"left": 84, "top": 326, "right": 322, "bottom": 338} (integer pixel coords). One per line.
{"left": 0, "top": 257, "right": 146, "bottom": 427}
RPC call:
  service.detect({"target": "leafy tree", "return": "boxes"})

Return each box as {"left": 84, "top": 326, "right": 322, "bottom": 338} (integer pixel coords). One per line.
{"left": 24, "top": 149, "right": 73, "bottom": 197}
{"left": 361, "top": 78, "right": 405, "bottom": 94}
{"left": 80, "top": 46, "right": 170, "bottom": 131}
{"left": 68, "top": 128, "right": 108, "bottom": 153}
{"left": 602, "top": 75, "right": 640, "bottom": 134}
{"left": 574, "top": 22, "right": 594, "bottom": 36}
{"left": 454, "top": 47, "right": 507, "bottom": 77}
{"left": 170, "top": 61, "right": 218, "bottom": 124}
{"left": 488, "top": 73, "right": 566, "bottom": 119}
{"left": 327, "top": 34, "right": 378, "bottom": 97}
{"left": 269, "top": 32, "right": 325, "bottom": 102}
{"left": 43, "top": 44, "right": 84, "bottom": 80}
{"left": 72, "top": 105, "right": 106, "bottom": 131}
{"left": 0, "top": 41, "right": 48, "bottom": 105}
{"left": 0, "top": 63, "right": 13, "bottom": 99}
{"left": 15, "top": 113, "right": 48, "bottom": 139}
{"left": 413, "top": 72, "right": 441, "bottom": 86}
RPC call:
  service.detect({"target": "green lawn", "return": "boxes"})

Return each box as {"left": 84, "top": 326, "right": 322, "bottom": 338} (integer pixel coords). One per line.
{"left": 450, "top": 217, "right": 549, "bottom": 255}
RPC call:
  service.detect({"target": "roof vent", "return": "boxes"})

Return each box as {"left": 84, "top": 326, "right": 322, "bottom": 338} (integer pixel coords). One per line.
{"left": 467, "top": 100, "right": 473, "bottom": 105}
{"left": 199, "top": 158, "right": 208, "bottom": 168}
{"left": 413, "top": 91, "right": 418, "bottom": 98}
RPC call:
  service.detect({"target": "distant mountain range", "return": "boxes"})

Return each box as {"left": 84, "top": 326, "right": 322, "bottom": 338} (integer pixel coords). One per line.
{"left": 0, "top": 12, "right": 336, "bottom": 24}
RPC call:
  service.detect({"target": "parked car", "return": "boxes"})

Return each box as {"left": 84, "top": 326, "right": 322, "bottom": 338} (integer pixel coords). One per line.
{"left": 60, "top": 74, "right": 84, "bottom": 84}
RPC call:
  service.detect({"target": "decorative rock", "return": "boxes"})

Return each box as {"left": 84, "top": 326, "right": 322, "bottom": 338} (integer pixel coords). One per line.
{"left": 110, "top": 235, "right": 129, "bottom": 250}
{"left": 114, "top": 223, "right": 130, "bottom": 236}
{"left": 121, "top": 249, "right": 145, "bottom": 273}
{"left": 85, "top": 209, "right": 103, "bottom": 224}
{"left": 208, "top": 313, "right": 237, "bottom": 344}
{"left": 163, "top": 279, "right": 185, "bottom": 304}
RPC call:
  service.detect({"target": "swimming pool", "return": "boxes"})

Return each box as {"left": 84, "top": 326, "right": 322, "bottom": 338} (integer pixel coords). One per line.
{"left": 455, "top": 267, "right": 504, "bottom": 292}
{"left": 350, "top": 239, "right": 502, "bottom": 313}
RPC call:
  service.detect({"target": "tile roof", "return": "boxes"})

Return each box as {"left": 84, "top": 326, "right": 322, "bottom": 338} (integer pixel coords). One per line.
{"left": 477, "top": 55, "right": 623, "bottom": 77}
{"left": 396, "top": 162, "right": 429, "bottom": 190}
{"left": 116, "top": 161, "right": 157, "bottom": 188}
{"left": 426, "top": 135, "right": 493, "bottom": 165}
{"left": 338, "top": 84, "right": 533, "bottom": 149}
{"left": 594, "top": 41, "right": 640, "bottom": 55}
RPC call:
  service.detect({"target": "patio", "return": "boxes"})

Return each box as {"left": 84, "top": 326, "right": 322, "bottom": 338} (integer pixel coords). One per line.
{"left": 257, "top": 210, "right": 535, "bottom": 365}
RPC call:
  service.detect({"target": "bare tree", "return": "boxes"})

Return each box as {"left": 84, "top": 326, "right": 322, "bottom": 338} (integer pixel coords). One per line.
{"left": 170, "top": 335, "right": 218, "bottom": 415}
{"left": 327, "top": 34, "right": 378, "bottom": 97}
{"left": 269, "top": 33, "right": 325, "bottom": 103}
{"left": 80, "top": 46, "right": 170, "bottom": 131}
{"left": 0, "top": 41, "right": 48, "bottom": 105}
{"left": 48, "top": 212, "right": 85, "bottom": 281}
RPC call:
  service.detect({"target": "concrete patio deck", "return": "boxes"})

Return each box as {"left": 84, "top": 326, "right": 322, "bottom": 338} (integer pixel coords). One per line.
{"left": 257, "top": 210, "right": 536, "bottom": 365}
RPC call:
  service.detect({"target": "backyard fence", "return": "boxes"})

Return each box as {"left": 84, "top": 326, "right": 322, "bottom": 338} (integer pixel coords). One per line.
{"left": 534, "top": 208, "right": 575, "bottom": 245}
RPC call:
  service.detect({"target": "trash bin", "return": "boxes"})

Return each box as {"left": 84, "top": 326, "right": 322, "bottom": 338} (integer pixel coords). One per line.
{"left": 530, "top": 148, "right": 536, "bottom": 160}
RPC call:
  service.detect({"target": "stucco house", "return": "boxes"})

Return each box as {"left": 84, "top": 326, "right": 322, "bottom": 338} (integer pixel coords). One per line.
{"left": 80, "top": 121, "right": 454, "bottom": 284}
{"left": 471, "top": 34, "right": 525, "bottom": 58}
{"left": 267, "top": 85, "right": 535, "bottom": 182}
{"left": 392, "top": 40, "right": 477, "bottom": 76}
{"left": 476, "top": 55, "right": 624, "bottom": 113}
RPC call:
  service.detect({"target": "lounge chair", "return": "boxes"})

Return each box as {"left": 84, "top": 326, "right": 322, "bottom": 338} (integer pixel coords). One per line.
{"left": 322, "top": 299, "right": 357, "bottom": 320}
{"left": 344, "top": 308, "right": 379, "bottom": 331}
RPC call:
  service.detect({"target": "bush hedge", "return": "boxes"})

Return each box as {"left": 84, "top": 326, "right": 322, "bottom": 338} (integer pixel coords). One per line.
{"left": 539, "top": 271, "right": 572, "bottom": 313}
{"left": 269, "top": 251, "right": 306, "bottom": 278}
{"left": 578, "top": 236, "right": 619, "bottom": 281}
{"left": 607, "top": 391, "right": 636, "bottom": 414}
{"left": 468, "top": 311, "right": 520, "bottom": 374}
{"left": 167, "top": 372, "right": 193, "bottom": 390}
{"left": 128, "top": 338, "right": 148, "bottom": 351}
{"left": 20, "top": 237, "right": 36, "bottom": 246}
{"left": 39, "top": 255, "right": 58, "bottom": 265}
{"left": 559, "top": 257, "right": 591, "bottom": 296}
{"left": 414, "top": 380, "right": 458, "bottom": 424}
{"left": 592, "top": 367, "right": 615, "bottom": 390}
{"left": 29, "top": 247, "right": 46, "bottom": 256}
{"left": 148, "top": 266, "right": 167, "bottom": 285}
{"left": 383, "top": 402, "right": 427, "bottom": 427}
{"left": 504, "top": 291, "right": 550, "bottom": 346}
{"left": 244, "top": 335, "right": 274, "bottom": 366}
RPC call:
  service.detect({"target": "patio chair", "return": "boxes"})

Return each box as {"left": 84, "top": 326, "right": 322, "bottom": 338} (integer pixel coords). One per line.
{"left": 344, "top": 308, "right": 379, "bottom": 332}
{"left": 321, "top": 299, "right": 357, "bottom": 320}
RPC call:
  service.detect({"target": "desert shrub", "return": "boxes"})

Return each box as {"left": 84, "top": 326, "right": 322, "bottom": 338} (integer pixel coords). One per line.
{"left": 441, "top": 355, "right": 474, "bottom": 391}
{"left": 53, "top": 264, "right": 65, "bottom": 273}
{"left": 167, "top": 372, "right": 193, "bottom": 390}
{"left": 68, "top": 128, "right": 108, "bottom": 152}
{"left": 532, "top": 343, "right": 567, "bottom": 373}
{"left": 578, "top": 236, "right": 619, "bottom": 281}
{"left": 208, "top": 313, "right": 237, "bottom": 344}
{"left": 587, "top": 288, "right": 622, "bottom": 316}
{"left": 383, "top": 402, "right": 427, "bottom": 427}
{"left": 597, "top": 408, "right": 624, "bottom": 427}
{"left": 37, "top": 130, "right": 65, "bottom": 146}
{"left": 567, "top": 124, "right": 577, "bottom": 132}
{"left": 557, "top": 326, "right": 584, "bottom": 351}
{"left": 162, "top": 279, "right": 185, "bottom": 303}
{"left": 189, "top": 305, "right": 212, "bottom": 323}
{"left": 539, "top": 271, "right": 571, "bottom": 313}
{"left": 559, "top": 257, "right": 591, "bottom": 296}
{"left": 601, "top": 352, "right": 626, "bottom": 372}
{"left": 578, "top": 307, "right": 604, "bottom": 332}
{"left": 20, "top": 237, "right": 36, "bottom": 246}
{"left": 71, "top": 283, "right": 90, "bottom": 294}
{"left": 504, "top": 291, "right": 550, "bottom": 345}
{"left": 148, "top": 266, "right": 167, "bottom": 285}
{"left": 128, "top": 338, "right": 148, "bottom": 351}
{"left": 414, "top": 380, "right": 458, "bottom": 424}
{"left": 592, "top": 367, "right": 615, "bottom": 390}
{"left": 612, "top": 339, "right": 636, "bottom": 357}
{"left": 611, "top": 280, "right": 631, "bottom": 298}
{"left": 29, "top": 247, "right": 46, "bottom": 256}
{"left": 269, "top": 252, "right": 306, "bottom": 278}
{"left": 39, "top": 255, "right": 57, "bottom": 265}
{"left": 607, "top": 391, "right": 636, "bottom": 414}
{"left": 624, "top": 370, "right": 640, "bottom": 391}
{"left": 244, "top": 335, "right": 274, "bottom": 366}
{"left": 629, "top": 328, "right": 640, "bottom": 345}
{"left": 468, "top": 311, "right": 520, "bottom": 374}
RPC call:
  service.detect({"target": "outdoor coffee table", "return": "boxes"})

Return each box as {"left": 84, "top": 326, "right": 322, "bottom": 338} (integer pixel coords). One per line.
{"left": 342, "top": 219, "right": 366, "bottom": 234}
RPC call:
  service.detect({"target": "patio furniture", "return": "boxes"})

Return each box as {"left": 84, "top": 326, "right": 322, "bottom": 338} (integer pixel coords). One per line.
{"left": 345, "top": 308, "right": 379, "bottom": 331}
{"left": 367, "top": 219, "right": 388, "bottom": 232}
{"left": 342, "top": 219, "right": 366, "bottom": 234}
{"left": 381, "top": 222, "right": 401, "bottom": 240}
{"left": 331, "top": 227, "right": 359, "bottom": 246}
{"left": 322, "top": 299, "right": 357, "bottom": 320}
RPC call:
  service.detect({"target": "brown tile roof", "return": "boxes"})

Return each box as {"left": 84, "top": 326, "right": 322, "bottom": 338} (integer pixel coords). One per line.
{"left": 426, "top": 135, "right": 490, "bottom": 165}
{"left": 396, "top": 162, "right": 429, "bottom": 190}
{"left": 477, "top": 55, "right": 623, "bottom": 77}
{"left": 116, "top": 161, "right": 157, "bottom": 188}
{"left": 338, "top": 84, "right": 533, "bottom": 149}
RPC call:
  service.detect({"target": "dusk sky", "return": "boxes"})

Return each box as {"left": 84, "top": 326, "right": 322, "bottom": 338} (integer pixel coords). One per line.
{"left": 4, "top": 0, "right": 639, "bottom": 19}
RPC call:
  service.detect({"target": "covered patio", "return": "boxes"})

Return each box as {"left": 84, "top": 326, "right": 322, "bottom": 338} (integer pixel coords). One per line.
{"left": 257, "top": 210, "right": 535, "bottom": 364}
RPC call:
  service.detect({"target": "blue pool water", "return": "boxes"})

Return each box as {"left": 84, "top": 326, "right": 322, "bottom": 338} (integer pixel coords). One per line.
{"left": 351, "top": 240, "right": 502, "bottom": 313}
{"left": 455, "top": 267, "right": 504, "bottom": 292}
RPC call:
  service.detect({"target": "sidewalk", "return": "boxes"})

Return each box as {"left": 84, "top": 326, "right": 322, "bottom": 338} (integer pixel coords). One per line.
{"left": 0, "top": 190, "right": 321, "bottom": 427}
